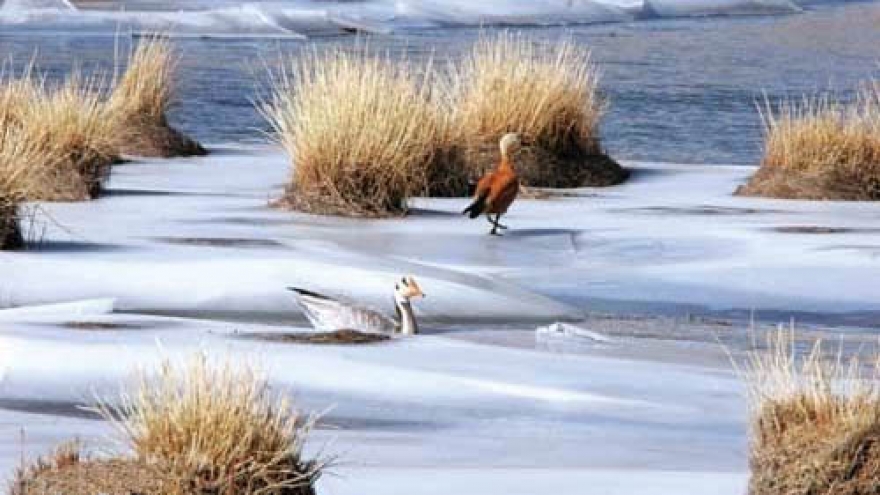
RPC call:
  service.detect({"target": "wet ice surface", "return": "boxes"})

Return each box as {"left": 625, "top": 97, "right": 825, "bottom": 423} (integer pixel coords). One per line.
{"left": 6, "top": 146, "right": 880, "bottom": 323}
{"left": 1, "top": 147, "right": 880, "bottom": 493}
{"left": 0, "top": 312, "right": 748, "bottom": 495}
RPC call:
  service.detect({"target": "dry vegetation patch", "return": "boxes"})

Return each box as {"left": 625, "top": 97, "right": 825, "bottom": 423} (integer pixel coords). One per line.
{"left": 17, "top": 355, "right": 323, "bottom": 495}
{"left": 96, "top": 354, "right": 321, "bottom": 495}
{"left": 738, "top": 83, "right": 880, "bottom": 200}
{"left": 19, "top": 76, "right": 118, "bottom": 201}
{"left": 452, "top": 33, "right": 627, "bottom": 188}
{"left": 1, "top": 71, "right": 117, "bottom": 202}
{"left": 264, "top": 47, "right": 463, "bottom": 216}
{"left": 745, "top": 330, "right": 880, "bottom": 495}
{"left": 109, "top": 35, "right": 206, "bottom": 158}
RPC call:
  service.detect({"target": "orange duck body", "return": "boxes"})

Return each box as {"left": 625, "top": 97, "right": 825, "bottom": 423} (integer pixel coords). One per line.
{"left": 462, "top": 133, "right": 521, "bottom": 235}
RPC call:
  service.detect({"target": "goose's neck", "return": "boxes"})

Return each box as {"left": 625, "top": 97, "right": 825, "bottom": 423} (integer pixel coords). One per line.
{"left": 395, "top": 298, "right": 419, "bottom": 335}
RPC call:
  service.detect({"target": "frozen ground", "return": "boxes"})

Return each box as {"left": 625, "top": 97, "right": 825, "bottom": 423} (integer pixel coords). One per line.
{"left": 6, "top": 146, "right": 880, "bottom": 321}
{"left": 1, "top": 146, "right": 880, "bottom": 493}
{"left": 0, "top": 311, "right": 747, "bottom": 494}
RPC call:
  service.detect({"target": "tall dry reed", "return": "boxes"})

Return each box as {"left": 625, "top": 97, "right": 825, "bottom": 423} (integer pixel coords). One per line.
{"left": 264, "top": 47, "right": 462, "bottom": 216}
{"left": 109, "top": 35, "right": 205, "bottom": 157}
{"left": 97, "top": 354, "right": 321, "bottom": 495}
{"left": 0, "top": 67, "right": 118, "bottom": 202}
{"left": 738, "top": 83, "right": 880, "bottom": 200}
{"left": 452, "top": 33, "right": 626, "bottom": 187}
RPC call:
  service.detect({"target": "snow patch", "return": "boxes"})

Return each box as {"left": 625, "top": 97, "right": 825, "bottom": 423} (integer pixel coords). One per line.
{"left": 1, "top": 0, "right": 76, "bottom": 11}
{"left": 536, "top": 322, "right": 616, "bottom": 344}
{"left": 0, "top": 298, "right": 115, "bottom": 322}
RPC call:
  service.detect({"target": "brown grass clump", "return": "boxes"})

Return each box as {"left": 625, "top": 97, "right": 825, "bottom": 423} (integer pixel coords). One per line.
{"left": 264, "top": 47, "right": 465, "bottom": 217}
{"left": 745, "top": 330, "right": 880, "bottom": 495}
{"left": 452, "top": 33, "right": 627, "bottom": 188}
{"left": 96, "top": 354, "right": 321, "bottom": 495}
{"left": 109, "top": 35, "right": 206, "bottom": 158}
{"left": 0, "top": 65, "right": 119, "bottom": 202}
{"left": 738, "top": 83, "right": 880, "bottom": 200}
{"left": 16, "top": 75, "right": 119, "bottom": 201}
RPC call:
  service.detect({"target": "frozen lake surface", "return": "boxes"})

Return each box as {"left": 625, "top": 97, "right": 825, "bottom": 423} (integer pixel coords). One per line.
{"left": 1, "top": 2, "right": 880, "bottom": 488}
{"left": 6, "top": 147, "right": 880, "bottom": 324}
{"left": 1, "top": 146, "right": 879, "bottom": 493}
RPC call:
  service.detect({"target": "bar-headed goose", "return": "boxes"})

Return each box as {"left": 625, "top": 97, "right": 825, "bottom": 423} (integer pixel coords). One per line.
{"left": 287, "top": 276, "right": 426, "bottom": 335}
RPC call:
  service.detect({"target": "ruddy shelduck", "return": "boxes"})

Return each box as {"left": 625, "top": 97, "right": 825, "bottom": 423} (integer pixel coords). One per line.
{"left": 462, "top": 133, "right": 522, "bottom": 235}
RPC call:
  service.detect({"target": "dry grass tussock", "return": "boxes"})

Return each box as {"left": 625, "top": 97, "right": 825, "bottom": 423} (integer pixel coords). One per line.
{"left": 109, "top": 35, "right": 206, "bottom": 158}
{"left": 452, "top": 33, "right": 627, "bottom": 188}
{"left": 744, "top": 329, "right": 880, "bottom": 495}
{"left": 1, "top": 70, "right": 118, "bottom": 202}
{"left": 264, "top": 47, "right": 464, "bottom": 216}
{"left": 738, "top": 83, "right": 880, "bottom": 200}
{"left": 95, "top": 353, "right": 322, "bottom": 495}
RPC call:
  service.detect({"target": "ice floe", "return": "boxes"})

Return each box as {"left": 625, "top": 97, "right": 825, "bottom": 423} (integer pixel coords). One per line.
{"left": 0, "top": 0, "right": 803, "bottom": 37}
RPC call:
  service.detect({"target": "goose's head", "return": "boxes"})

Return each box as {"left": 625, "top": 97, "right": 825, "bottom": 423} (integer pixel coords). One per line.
{"left": 499, "top": 132, "right": 523, "bottom": 159}
{"left": 394, "top": 275, "right": 425, "bottom": 304}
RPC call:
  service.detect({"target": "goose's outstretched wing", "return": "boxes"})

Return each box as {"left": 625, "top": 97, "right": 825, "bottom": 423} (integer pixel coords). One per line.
{"left": 287, "top": 288, "right": 396, "bottom": 334}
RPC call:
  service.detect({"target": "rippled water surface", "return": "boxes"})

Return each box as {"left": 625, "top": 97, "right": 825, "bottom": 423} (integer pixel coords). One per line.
{"left": 0, "top": 1, "right": 877, "bottom": 164}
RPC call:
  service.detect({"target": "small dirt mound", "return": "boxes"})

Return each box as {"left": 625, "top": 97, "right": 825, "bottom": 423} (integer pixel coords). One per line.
{"left": 466, "top": 141, "right": 627, "bottom": 189}
{"left": 13, "top": 458, "right": 173, "bottom": 495}
{"left": 736, "top": 165, "right": 880, "bottom": 201}
{"left": 0, "top": 203, "right": 22, "bottom": 250}
{"left": 772, "top": 225, "right": 862, "bottom": 234}
{"left": 62, "top": 321, "right": 149, "bottom": 331}
{"left": 152, "top": 236, "right": 282, "bottom": 248}
{"left": 116, "top": 115, "right": 207, "bottom": 158}
{"left": 241, "top": 329, "right": 391, "bottom": 345}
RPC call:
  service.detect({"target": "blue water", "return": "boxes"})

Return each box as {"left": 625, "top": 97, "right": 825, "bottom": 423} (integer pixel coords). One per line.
{"left": 0, "top": 0, "right": 877, "bottom": 165}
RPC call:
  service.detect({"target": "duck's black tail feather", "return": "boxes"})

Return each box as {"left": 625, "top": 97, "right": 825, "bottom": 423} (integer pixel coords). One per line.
{"left": 462, "top": 192, "right": 488, "bottom": 219}
{"left": 286, "top": 287, "right": 331, "bottom": 300}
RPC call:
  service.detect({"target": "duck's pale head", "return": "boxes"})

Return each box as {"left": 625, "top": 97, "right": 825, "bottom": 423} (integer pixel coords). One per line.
{"left": 499, "top": 132, "right": 522, "bottom": 159}
{"left": 395, "top": 275, "right": 425, "bottom": 302}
